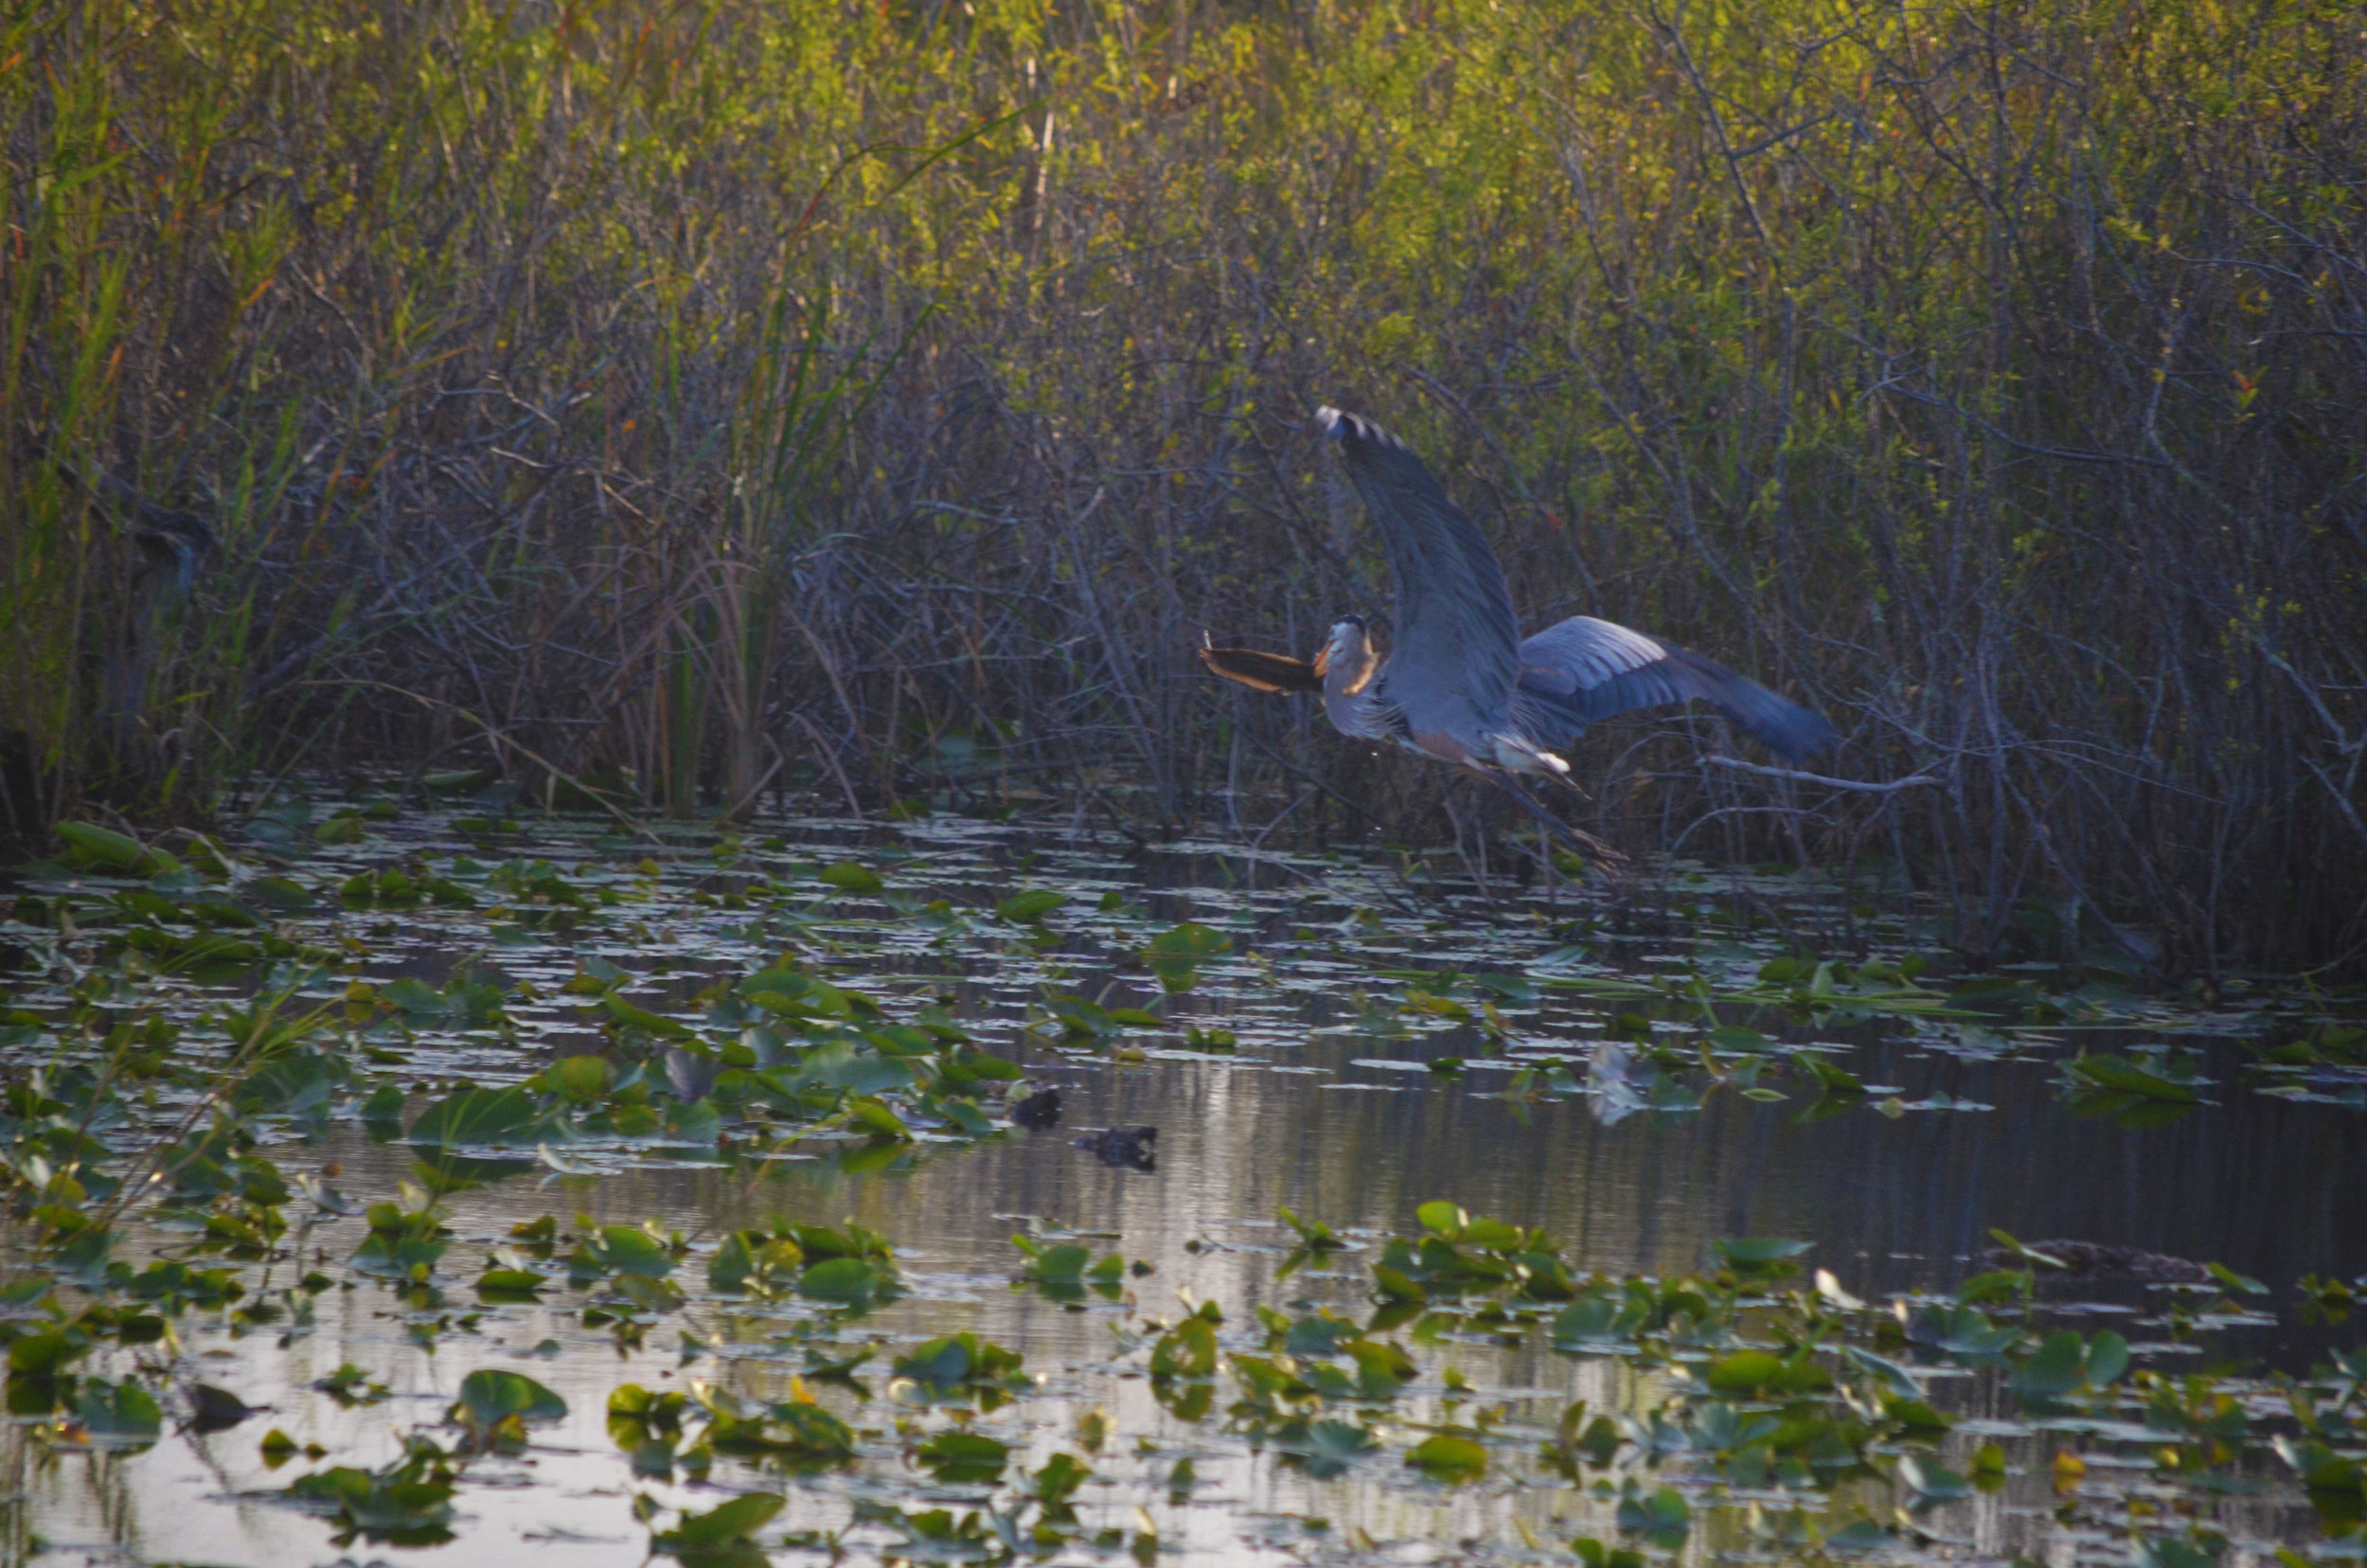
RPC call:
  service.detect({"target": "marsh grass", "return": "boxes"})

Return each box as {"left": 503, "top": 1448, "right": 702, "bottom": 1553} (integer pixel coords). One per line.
{"left": 3, "top": 0, "right": 2362, "bottom": 973}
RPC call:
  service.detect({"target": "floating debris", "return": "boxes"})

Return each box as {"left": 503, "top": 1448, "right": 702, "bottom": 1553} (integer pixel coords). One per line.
{"left": 1009, "top": 1084, "right": 1063, "bottom": 1129}
{"left": 1981, "top": 1238, "right": 2215, "bottom": 1284}
{"left": 1074, "top": 1125, "right": 1157, "bottom": 1169}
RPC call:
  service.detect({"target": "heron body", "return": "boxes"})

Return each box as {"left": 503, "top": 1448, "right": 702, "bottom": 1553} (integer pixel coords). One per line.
{"left": 1199, "top": 406, "right": 1837, "bottom": 777}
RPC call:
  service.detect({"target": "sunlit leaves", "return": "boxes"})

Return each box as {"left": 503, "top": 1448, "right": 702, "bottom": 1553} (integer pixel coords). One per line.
{"left": 1149, "top": 1313, "right": 1219, "bottom": 1381}
{"left": 1405, "top": 1433, "right": 1487, "bottom": 1480}
{"left": 690, "top": 1381, "right": 856, "bottom": 1460}
{"left": 708, "top": 1228, "right": 804, "bottom": 1296}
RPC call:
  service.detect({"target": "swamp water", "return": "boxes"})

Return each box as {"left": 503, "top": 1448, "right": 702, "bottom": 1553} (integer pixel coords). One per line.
{"left": 1, "top": 795, "right": 2363, "bottom": 1568}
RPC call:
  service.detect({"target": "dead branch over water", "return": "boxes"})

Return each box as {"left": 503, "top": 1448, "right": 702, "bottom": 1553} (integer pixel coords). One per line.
{"left": 3, "top": 0, "right": 2362, "bottom": 974}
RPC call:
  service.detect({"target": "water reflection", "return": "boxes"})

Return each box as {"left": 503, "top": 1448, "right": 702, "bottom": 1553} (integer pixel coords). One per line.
{"left": 6, "top": 811, "right": 2363, "bottom": 1568}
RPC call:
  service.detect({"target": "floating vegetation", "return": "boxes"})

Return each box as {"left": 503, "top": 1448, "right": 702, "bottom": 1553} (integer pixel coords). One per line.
{"left": 1, "top": 793, "right": 2363, "bottom": 1564}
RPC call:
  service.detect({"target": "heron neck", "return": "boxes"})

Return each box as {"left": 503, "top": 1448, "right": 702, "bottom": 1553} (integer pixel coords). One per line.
{"left": 1321, "top": 642, "right": 1387, "bottom": 736}
{"left": 1325, "top": 641, "right": 1379, "bottom": 699}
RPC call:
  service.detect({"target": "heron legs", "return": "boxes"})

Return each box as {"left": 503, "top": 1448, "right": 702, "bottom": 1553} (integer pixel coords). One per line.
{"left": 1476, "top": 771, "right": 1625, "bottom": 867}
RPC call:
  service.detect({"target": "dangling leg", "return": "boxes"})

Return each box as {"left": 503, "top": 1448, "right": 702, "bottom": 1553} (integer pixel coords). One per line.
{"left": 1479, "top": 771, "right": 1625, "bottom": 866}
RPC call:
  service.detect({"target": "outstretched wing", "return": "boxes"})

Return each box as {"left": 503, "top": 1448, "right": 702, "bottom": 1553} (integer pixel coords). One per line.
{"left": 1512, "top": 615, "right": 1838, "bottom": 760}
{"left": 1198, "top": 642, "right": 1322, "bottom": 695}
{"left": 1317, "top": 408, "right": 1519, "bottom": 743}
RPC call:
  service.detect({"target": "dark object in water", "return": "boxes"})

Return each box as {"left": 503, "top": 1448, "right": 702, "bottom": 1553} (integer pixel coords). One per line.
{"left": 1980, "top": 1238, "right": 2213, "bottom": 1285}
{"left": 1075, "top": 1125, "right": 1157, "bottom": 1171}
{"left": 1010, "top": 1085, "right": 1063, "bottom": 1129}
{"left": 186, "top": 1381, "right": 268, "bottom": 1434}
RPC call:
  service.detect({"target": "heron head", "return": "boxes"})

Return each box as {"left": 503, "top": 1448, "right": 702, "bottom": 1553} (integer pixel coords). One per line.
{"left": 1312, "top": 615, "right": 1370, "bottom": 679}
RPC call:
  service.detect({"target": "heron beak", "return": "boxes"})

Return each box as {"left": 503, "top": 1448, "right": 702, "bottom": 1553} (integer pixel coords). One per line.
{"left": 1311, "top": 646, "right": 1331, "bottom": 677}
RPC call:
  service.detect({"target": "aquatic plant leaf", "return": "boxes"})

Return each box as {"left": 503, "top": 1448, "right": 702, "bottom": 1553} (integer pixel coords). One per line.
{"left": 1018, "top": 1241, "right": 1094, "bottom": 1282}
{"left": 476, "top": 1267, "right": 546, "bottom": 1301}
{"left": 787, "top": 1042, "right": 913, "bottom": 1096}
{"left": 232, "top": 1050, "right": 351, "bottom": 1118}
{"left": 9, "top": 1330, "right": 87, "bottom": 1388}
{"left": 57, "top": 822, "right": 172, "bottom": 874}
{"left": 74, "top": 1376, "right": 162, "bottom": 1440}
{"left": 1276, "top": 1206, "right": 1344, "bottom": 1252}
{"left": 407, "top": 1086, "right": 549, "bottom": 1149}
{"left": 709, "top": 1231, "right": 803, "bottom": 1294}
{"left": 656, "top": 1491, "right": 784, "bottom": 1548}
{"left": 1715, "top": 1237, "right": 1812, "bottom": 1279}
{"left": 1799, "top": 1058, "right": 1866, "bottom": 1098}
{"left": 574, "top": 1225, "right": 675, "bottom": 1280}
{"left": 1616, "top": 1486, "right": 1691, "bottom": 1545}
{"left": 1571, "top": 1535, "right": 1648, "bottom": 1568}
{"left": 545, "top": 1055, "right": 614, "bottom": 1103}
{"left": 2063, "top": 1054, "right": 2200, "bottom": 1102}
{"left": 452, "top": 1369, "right": 566, "bottom": 1437}
{"left": 2086, "top": 1330, "right": 2131, "bottom": 1386}
{"left": 847, "top": 1096, "right": 911, "bottom": 1140}
{"left": 1896, "top": 1453, "right": 1970, "bottom": 1503}
{"left": 2011, "top": 1330, "right": 2089, "bottom": 1399}
{"left": 285, "top": 1441, "right": 456, "bottom": 1544}
{"left": 1407, "top": 1434, "right": 1487, "bottom": 1479}
{"left": 1150, "top": 1316, "right": 1219, "bottom": 1380}
{"left": 1705, "top": 1348, "right": 1829, "bottom": 1395}
{"left": 917, "top": 1430, "right": 1009, "bottom": 1481}
{"left": 597, "top": 993, "right": 692, "bottom": 1041}
{"left": 797, "top": 1256, "right": 895, "bottom": 1307}
{"left": 1344, "top": 1338, "right": 1418, "bottom": 1397}
{"left": 998, "top": 889, "right": 1065, "bottom": 923}
{"left": 891, "top": 1331, "right": 1023, "bottom": 1397}
{"left": 817, "top": 862, "right": 882, "bottom": 894}
{"left": 1297, "top": 1419, "right": 1378, "bottom": 1478}
{"left": 1145, "top": 922, "right": 1230, "bottom": 990}
{"left": 730, "top": 1399, "right": 854, "bottom": 1458}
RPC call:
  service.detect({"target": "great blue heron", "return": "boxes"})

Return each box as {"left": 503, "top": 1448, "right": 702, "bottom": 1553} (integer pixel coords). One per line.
{"left": 1201, "top": 406, "right": 1835, "bottom": 821}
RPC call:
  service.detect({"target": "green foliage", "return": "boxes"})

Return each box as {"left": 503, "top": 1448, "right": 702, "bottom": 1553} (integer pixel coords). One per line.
{"left": 1144, "top": 923, "right": 1230, "bottom": 992}
{"left": 450, "top": 1369, "right": 567, "bottom": 1447}
{"left": 5, "top": 0, "right": 2363, "bottom": 961}
{"left": 652, "top": 1491, "right": 783, "bottom": 1555}
{"left": 286, "top": 1438, "right": 459, "bottom": 1546}
{"left": 889, "top": 1331, "right": 1027, "bottom": 1406}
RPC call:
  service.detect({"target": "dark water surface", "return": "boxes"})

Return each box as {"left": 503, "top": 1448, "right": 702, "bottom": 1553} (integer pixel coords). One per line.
{"left": 4, "top": 805, "right": 2362, "bottom": 1567}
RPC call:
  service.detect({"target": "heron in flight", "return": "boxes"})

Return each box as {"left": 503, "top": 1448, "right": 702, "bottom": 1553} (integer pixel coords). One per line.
{"left": 1201, "top": 407, "right": 1835, "bottom": 814}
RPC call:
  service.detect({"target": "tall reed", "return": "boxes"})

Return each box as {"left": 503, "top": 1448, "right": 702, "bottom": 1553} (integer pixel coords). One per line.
{"left": 3, "top": 0, "right": 2361, "bottom": 973}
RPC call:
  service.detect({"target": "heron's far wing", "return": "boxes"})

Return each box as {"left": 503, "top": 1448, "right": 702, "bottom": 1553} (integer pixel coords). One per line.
{"left": 1317, "top": 408, "right": 1519, "bottom": 735}
{"left": 1515, "top": 615, "right": 1839, "bottom": 760}
{"left": 1198, "top": 644, "right": 1323, "bottom": 694}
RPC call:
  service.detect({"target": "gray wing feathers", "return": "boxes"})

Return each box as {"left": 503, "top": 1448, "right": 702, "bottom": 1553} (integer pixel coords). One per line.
{"left": 1515, "top": 615, "right": 1838, "bottom": 760}
{"left": 1319, "top": 408, "right": 1520, "bottom": 735}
